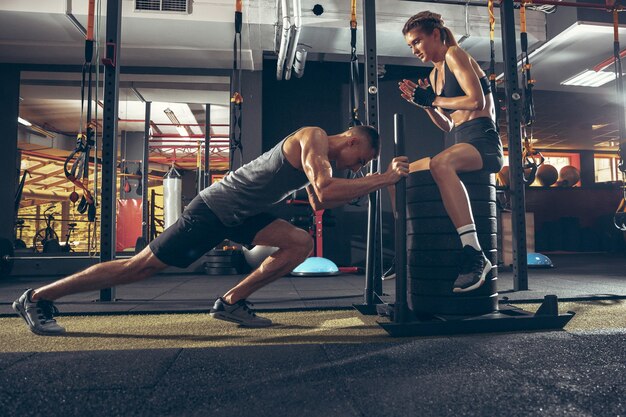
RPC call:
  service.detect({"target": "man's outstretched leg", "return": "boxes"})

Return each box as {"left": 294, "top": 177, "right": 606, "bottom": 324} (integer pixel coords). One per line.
{"left": 210, "top": 219, "right": 313, "bottom": 328}
{"left": 13, "top": 247, "right": 168, "bottom": 335}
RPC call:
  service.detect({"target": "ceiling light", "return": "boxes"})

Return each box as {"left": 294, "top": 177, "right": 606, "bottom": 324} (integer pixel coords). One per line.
{"left": 561, "top": 70, "right": 617, "bottom": 87}
{"left": 164, "top": 108, "right": 180, "bottom": 125}
{"left": 594, "top": 140, "right": 620, "bottom": 147}
{"left": 28, "top": 124, "right": 55, "bottom": 138}
{"left": 176, "top": 126, "right": 189, "bottom": 137}
{"left": 496, "top": 22, "right": 621, "bottom": 82}
{"left": 18, "top": 117, "right": 32, "bottom": 126}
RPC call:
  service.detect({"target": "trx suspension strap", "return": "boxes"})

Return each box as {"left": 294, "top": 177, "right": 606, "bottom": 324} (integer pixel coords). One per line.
{"left": 488, "top": 0, "right": 500, "bottom": 131}
{"left": 14, "top": 170, "right": 30, "bottom": 214}
{"left": 349, "top": 0, "right": 362, "bottom": 127}
{"left": 520, "top": 1, "right": 535, "bottom": 127}
{"left": 612, "top": 8, "right": 626, "bottom": 230}
{"left": 519, "top": 1, "right": 543, "bottom": 185}
{"left": 65, "top": 0, "right": 96, "bottom": 222}
{"left": 346, "top": 0, "right": 364, "bottom": 205}
{"left": 229, "top": 0, "right": 244, "bottom": 170}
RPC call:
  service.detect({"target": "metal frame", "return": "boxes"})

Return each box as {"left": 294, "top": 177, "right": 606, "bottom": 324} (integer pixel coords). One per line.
{"left": 500, "top": 0, "right": 528, "bottom": 290}
{"left": 375, "top": 110, "right": 573, "bottom": 336}
{"left": 356, "top": 0, "right": 385, "bottom": 314}
{"left": 142, "top": 101, "right": 151, "bottom": 243}
{"left": 354, "top": 0, "right": 576, "bottom": 336}
{"left": 0, "top": 65, "right": 20, "bottom": 241}
{"left": 99, "top": 0, "right": 122, "bottom": 302}
{"left": 393, "top": 114, "right": 409, "bottom": 323}
{"left": 204, "top": 104, "right": 211, "bottom": 188}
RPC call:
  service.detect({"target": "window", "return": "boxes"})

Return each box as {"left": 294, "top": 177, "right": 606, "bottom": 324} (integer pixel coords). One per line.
{"left": 594, "top": 155, "right": 620, "bottom": 183}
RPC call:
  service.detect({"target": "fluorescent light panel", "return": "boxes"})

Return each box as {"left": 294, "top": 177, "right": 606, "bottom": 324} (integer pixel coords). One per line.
{"left": 561, "top": 70, "right": 618, "bottom": 87}
{"left": 17, "top": 117, "right": 31, "bottom": 126}
{"left": 496, "top": 22, "right": 623, "bottom": 82}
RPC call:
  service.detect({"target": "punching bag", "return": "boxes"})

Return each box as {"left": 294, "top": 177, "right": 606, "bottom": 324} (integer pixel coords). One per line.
{"left": 163, "top": 166, "right": 182, "bottom": 229}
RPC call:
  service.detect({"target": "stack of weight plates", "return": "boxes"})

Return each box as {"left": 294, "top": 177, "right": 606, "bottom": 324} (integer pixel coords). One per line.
{"left": 203, "top": 248, "right": 246, "bottom": 275}
{"left": 406, "top": 170, "right": 498, "bottom": 316}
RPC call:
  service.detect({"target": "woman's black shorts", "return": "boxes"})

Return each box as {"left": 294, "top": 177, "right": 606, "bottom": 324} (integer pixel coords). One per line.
{"left": 149, "top": 196, "right": 277, "bottom": 268}
{"left": 452, "top": 117, "right": 503, "bottom": 173}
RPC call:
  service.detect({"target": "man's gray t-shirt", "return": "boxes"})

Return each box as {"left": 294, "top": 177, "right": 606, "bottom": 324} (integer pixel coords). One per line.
{"left": 199, "top": 135, "right": 310, "bottom": 226}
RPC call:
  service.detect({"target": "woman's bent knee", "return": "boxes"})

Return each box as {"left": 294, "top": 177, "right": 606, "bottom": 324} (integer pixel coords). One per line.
{"left": 429, "top": 156, "right": 451, "bottom": 178}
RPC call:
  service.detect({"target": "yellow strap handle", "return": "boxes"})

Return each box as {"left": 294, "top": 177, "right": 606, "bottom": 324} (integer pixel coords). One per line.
{"left": 350, "top": 0, "right": 357, "bottom": 29}
{"left": 87, "top": 0, "right": 95, "bottom": 41}
{"left": 488, "top": 0, "right": 495, "bottom": 42}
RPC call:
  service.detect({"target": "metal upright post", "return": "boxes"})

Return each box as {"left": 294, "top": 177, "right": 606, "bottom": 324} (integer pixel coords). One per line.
{"left": 393, "top": 114, "right": 409, "bottom": 323}
{"left": 141, "top": 101, "right": 151, "bottom": 242}
{"left": 0, "top": 65, "right": 20, "bottom": 242}
{"left": 99, "top": 0, "right": 122, "bottom": 302}
{"left": 500, "top": 0, "right": 528, "bottom": 290}
{"left": 204, "top": 104, "right": 211, "bottom": 188}
{"left": 362, "top": 0, "right": 383, "bottom": 306}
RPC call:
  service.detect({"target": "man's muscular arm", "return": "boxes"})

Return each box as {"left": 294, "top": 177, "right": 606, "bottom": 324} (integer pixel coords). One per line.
{"left": 300, "top": 127, "right": 408, "bottom": 210}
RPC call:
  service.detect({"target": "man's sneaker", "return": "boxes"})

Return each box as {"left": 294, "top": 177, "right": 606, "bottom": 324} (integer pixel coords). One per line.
{"left": 382, "top": 258, "right": 396, "bottom": 281}
{"left": 453, "top": 246, "right": 492, "bottom": 293}
{"left": 210, "top": 297, "right": 272, "bottom": 328}
{"left": 12, "top": 289, "right": 65, "bottom": 336}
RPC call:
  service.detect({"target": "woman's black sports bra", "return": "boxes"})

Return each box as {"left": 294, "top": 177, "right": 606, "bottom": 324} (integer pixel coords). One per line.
{"left": 434, "top": 61, "right": 492, "bottom": 113}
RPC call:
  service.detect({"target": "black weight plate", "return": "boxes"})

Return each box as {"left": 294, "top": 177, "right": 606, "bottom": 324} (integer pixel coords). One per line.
{"left": 407, "top": 170, "right": 494, "bottom": 188}
{"left": 407, "top": 201, "right": 496, "bottom": 219}
{"left": 202, "top": 255, "right": 243, "bottom": 262}
{"left": 204, "top": 266, "right": 240, "bottom": 275}
{"left": 406, "top": 184, "right": 496, "bottom": 204}
{"left": 407, "top": 233, "right": 497, "bottom": 251}
{"left": 206, "top": 250, "right": 235, "bottom": 257}
{"left": 411, "top": 293, "right": 499, "bottom": 316}
{"left": 408, "top": 249, "right": 497, "bottom": 267}
{"left": 408, "top": 276, "right": 497, "bottom": 297}
{"left": 407, "top": 217, "right": 496, "bottom": 235}
{"left": 204, "top": 262, "right": 238, "bottom": 268}
{"left": 407, "top": 265, "right": 498, "bottom": 281}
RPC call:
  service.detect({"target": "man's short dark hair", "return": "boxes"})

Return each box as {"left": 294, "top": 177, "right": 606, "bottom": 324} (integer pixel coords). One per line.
{"left": 350, "top": 125, "right": 380, "bottom": 157}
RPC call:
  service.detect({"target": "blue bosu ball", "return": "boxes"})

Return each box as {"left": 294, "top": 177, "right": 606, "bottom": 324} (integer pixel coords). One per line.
{"left": 527, "top": 252, "right": 554, "bottom": 268}
{"left": 291, "top": 257, "right": 340, "bottom": 276}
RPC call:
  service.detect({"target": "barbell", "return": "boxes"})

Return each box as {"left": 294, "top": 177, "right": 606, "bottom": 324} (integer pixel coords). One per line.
{"left": 0, "top": 237, "right": 132, "bottom": 279}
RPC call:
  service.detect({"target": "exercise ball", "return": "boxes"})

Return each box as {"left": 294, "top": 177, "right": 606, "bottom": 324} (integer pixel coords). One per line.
{"left": 556, "top": 165, "right": 580, "bottom": 187}
{"left": 536, "top": 164, "right": 558, "bottom": 186}
{"left": 291, "top": 257, "right": 340, "bottom": 276}
{"left": 496, "top": 166, "right": 509, "bottom": 187}
{"left": 527, "top": 252, "right": 554, "bottom": 268}
{"left": 243, "top": 245, "right": 279, "bottom": 269}
{"left": 496, "top": 166, "right": 534, "bottom": 186}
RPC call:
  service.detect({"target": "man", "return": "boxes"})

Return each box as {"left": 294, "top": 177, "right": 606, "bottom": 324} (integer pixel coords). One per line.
{"left": 13, "top": 125, "right": 409, "bottom": 335}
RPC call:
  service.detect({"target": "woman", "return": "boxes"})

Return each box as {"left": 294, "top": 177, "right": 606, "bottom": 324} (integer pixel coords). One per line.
{"left": 398, "top": 11, "right": 503, "bottom": 293}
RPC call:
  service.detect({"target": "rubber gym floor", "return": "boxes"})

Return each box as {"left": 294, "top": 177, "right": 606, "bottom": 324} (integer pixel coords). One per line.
{"left": 1, "top": 253, "right": 625, "bottom": 417}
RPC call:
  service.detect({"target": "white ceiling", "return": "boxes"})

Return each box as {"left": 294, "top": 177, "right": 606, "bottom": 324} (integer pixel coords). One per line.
{"left": 0, "top": 0, "right": 546, "bottom": 69}
{"left": 3, "top": 0, "right": 626, "bottom": 151}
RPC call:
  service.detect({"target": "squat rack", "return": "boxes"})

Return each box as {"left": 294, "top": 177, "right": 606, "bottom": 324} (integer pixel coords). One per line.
{"left": 360, "top": 0, "right": 626, "bottom": 314}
